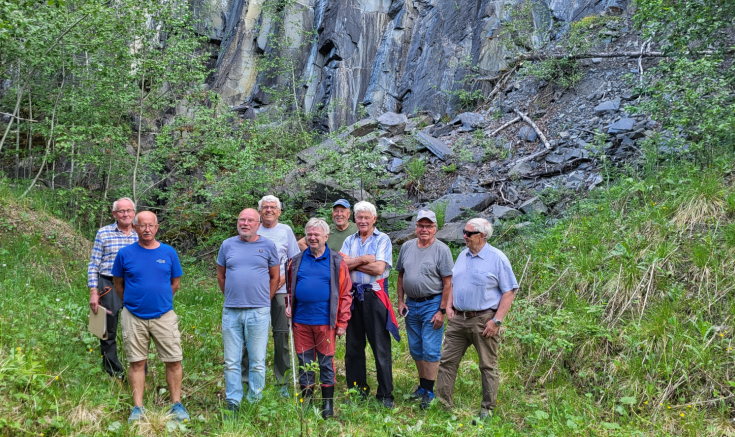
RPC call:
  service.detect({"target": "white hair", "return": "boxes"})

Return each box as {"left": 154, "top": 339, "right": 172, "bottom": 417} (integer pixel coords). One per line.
{"left": 112, "top": 197, "right": 136, "bottom": 212}
{"left": 258, "top": 195, "right": 282, "bottom": 210}
{"left": 467, "top": 218, "right": 493, "bottom": 239}
{"left": 133, "top": 212, "right": 158, "bottom": 225}
{"left": 305, "top": 218, "right": 330, "bottom": 236}
{"left": 353, "top": 201, "right": 377, "bottom": 217}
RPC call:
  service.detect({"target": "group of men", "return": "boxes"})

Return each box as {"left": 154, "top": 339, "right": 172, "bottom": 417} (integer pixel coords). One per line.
{"left": 88, "top": 194, "right": 518, "bottom": 424}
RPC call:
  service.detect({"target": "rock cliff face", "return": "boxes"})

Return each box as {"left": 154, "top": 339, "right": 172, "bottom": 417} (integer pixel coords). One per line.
{"left": 194, "top": 0, "right": 625, "bottom": 131}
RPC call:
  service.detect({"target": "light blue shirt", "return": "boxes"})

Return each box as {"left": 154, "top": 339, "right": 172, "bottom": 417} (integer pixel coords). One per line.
{"left": 452, "top": 244, "right": 518, "bottom": 311}
{"left": 340, "top": 228, "right": 392, "bottom": 292}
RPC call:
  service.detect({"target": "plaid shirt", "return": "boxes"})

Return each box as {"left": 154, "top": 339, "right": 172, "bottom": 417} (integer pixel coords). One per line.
{"left": 87, "top": 223, "right": 138, "bottom": 288}
{"left": 340, "top": 228, "right": 392, "bottom": 292}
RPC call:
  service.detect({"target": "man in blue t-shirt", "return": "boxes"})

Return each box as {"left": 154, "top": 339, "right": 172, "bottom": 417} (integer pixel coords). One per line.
{"left": 111, "top": 211, "right": 189, "bottom": 424}
{"left": 216, "top": 208, "right": 279, "bottom": 413}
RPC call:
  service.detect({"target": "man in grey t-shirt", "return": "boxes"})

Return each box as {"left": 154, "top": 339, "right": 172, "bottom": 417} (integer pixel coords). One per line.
{"left": 396, "top": 210, "right": 454, "bottom": 409}
{"left": 240, "top": 195, "right": 300, "bottom": 397}
{"left": 216, "top": 208, "right": 279, "bottom": 411}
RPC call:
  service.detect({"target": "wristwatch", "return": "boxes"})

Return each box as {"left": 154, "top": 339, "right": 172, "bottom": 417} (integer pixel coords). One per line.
{"left": 492, "top": 317, "right": 502, "bottom": 326}
{"left": 439, "top": 307, "right": 446, "bottom": 314}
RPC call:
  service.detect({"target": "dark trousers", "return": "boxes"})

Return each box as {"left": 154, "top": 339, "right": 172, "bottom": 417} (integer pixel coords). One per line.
{"left": 345, "top": 290, "right": 394, "bottom": 401}
{"left": 242, "top": 294, "right": 291, "bottom": 385}
{"left": 98, "top": 275, "right": 124, "bottom": 376}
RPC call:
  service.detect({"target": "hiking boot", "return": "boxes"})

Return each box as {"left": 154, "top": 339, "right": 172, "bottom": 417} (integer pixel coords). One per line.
{"left": 410, "top": 386, "right": 425, "bottom": 401}
{"left": 321, "top": 386, "right": 335, "bottom": 419}
{"left": 419, "top": 390, "right": 435, "bottom": 410}
{"left": 168, "top": 402, "right": 190, "bottom": 423}
{"left": 127, "top": 406, "right": 145, "bottom": 423}
{"left": 380, "top": 397, "right": 395, "bottom": 409}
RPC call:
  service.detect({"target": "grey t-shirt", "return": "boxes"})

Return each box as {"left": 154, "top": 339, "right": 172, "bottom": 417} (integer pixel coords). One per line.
{"left": 395, "top": 239, "right": 454, "bottom": 299}
{"left": 257, "top": 223, "right": 300, "bottom": 294}
{"left": 217, "top": 236, "right": 279, "bottom": 308}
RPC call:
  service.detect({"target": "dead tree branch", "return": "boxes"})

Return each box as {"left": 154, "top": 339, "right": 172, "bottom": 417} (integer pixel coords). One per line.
{"left": 517, "top": 48, "right": 734, "bottom": 62}
{"left": 486, "top": 116, "right": 521, "bottom": 137}
{"left": 514, "top": 109, "right": 551, "bottom": 149}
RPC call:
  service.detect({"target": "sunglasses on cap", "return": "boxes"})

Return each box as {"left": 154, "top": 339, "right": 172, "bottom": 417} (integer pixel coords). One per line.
{"left": 463, "top": 230, "right": 481, "bottom": 237}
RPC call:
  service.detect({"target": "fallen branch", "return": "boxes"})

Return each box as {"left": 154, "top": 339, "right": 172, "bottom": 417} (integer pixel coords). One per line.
{"left": 0, "top": 111, "right": 37, "bottom": 123}
{"left": 525, "top": 157, "right": 591, "bottom": 179}
{"left": 514, "top": 109, "right": 551, "bottom": 149}
{"left": 485, "top": 116, "right": 521, "bottom": 137}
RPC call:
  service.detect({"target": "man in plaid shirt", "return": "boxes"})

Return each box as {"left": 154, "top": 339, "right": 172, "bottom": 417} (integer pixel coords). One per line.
{"left": 88, "top": 197, "right": 138, "bottom": 378}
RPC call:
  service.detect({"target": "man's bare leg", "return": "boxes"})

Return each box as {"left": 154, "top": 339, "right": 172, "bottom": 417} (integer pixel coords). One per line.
{"left": 165, "top": 361, "right": 183, "bottom": 403}
{"left": 129, "top": 360, "right": 147, "bottom": 407}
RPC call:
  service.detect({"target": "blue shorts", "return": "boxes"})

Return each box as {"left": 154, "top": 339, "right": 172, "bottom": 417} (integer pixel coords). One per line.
{"left": 405, "top": 295, "right": 444, "bottom": 362}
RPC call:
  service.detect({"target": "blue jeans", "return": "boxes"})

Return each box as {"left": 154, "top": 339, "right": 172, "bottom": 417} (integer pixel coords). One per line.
{"left": 405, "top": 296, "right": 444, "bottom": 362}
{"left": 222, "top": 307, "right": 270, "bottom": 404}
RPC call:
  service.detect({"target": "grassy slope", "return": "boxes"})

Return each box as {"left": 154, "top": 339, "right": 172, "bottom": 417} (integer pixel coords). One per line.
{"left": 1, "top": 158, "right": 734, "bottom": 436}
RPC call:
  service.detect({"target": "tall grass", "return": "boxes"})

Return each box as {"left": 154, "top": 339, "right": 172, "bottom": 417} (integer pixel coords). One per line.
{"left": 1, "top": 153, "right": 735, "bottom": 435}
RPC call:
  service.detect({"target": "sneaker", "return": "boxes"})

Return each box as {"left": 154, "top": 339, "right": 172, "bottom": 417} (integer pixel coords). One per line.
{"left": 380, "top": 398, "right": 395, "bottom": 409}
{"left": 410, "top": 386, "right": 425, "bottom": 401}
{"left": 279, "top": 385, "right": 290, "bottom": 399}
{"left": 419, "top": 390, "right": 434, "bottom": 410}
{"left": 168, "top": 402, "right": 190, "bottom": 423}
{"left": 472, "top": 410, "right": 492, "bottom": 426}
{"left": 224, "top": 402, "right": 239, "bottom": 420}
{"left": 128, "top": 406, "right": 145, "bottom": 423}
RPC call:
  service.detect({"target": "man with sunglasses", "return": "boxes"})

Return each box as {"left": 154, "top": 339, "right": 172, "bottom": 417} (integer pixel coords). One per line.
{"left": 395, "top": 210, "right": 453, "bottom": 410}
{"left": 87, "top": 197, "right": 138, "bottom": 378}
{"left": 435, "top": 218, "right": 518, "bottom": 425}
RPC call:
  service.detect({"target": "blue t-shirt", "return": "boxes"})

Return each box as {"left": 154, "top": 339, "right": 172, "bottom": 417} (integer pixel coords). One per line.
{"left": 216, "top": 236, "right": 279, "bottom": 308}
{"left": 294, "top": 246, "right": 331, "bottom": 326}
{"left": 111, "top": 242, "right": 183, "bottom": 319}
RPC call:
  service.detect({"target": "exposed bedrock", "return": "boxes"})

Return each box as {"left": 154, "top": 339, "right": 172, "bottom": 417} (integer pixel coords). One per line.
{"left": 198, "top": 0, "right": 626, "bottom": 131}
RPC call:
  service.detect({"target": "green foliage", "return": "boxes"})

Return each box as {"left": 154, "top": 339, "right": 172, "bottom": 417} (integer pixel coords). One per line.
{"left": 433, "top": 199, "right": 449, "bottom": 228}
{"left": 634, "top": 0, "right": 735, "bottom": 54}
{"left": 442, "top": 163, "right": 457, "bottom": 173}
{"left": 405, "top": 157, "right": 427, "bottom": 184}
{"left": 520, "top": 15, "right": 620, "bottom": 88}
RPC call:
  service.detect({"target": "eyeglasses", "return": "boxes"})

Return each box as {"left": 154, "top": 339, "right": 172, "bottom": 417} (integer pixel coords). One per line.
{"left": 135, "top": 224, "right": 157, "bottom": 229}
{"left": 114, "top": 209, "right": 135, "bottom": 215}
{"left": 260, "top": 206, "right": 279, "bottom": 211}
{"left": 416, "top": 224, "right": 436, "bottom": 230}
{"left": 463, "top": 230, "right": 481, "bottom": 237}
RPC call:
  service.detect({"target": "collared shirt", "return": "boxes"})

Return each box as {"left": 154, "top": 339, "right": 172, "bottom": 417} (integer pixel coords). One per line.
{"left": 87, "top": 223, "right": 138, "bottom": 288}
{"left": 294, "top": 246, "right": 332, "bottom": 325}
{"left": 452, "top": 243, "right": 518, "bottom": 311}
{"left": 340, "top": 227, "right": 392, "bottom": 292}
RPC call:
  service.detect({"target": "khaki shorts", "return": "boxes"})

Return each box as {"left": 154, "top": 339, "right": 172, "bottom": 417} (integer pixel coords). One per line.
{"left": 121, "top": 307, "right": 183, "bottom": 363}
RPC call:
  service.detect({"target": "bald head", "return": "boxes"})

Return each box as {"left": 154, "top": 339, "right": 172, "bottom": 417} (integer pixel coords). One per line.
{"left": 133, "top": 211, "right": 159, "bottom": 245}
{"left": 237, "top": 208, "right": 261, "bottom": 241}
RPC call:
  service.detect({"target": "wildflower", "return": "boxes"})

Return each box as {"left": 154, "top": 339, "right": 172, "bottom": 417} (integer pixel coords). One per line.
{"left": 644, "top": 401, "right": 648, "bottom": 404}
{"left": 459, "top": 424, "right": 463, "bottom": 427}
{"left": 192, "top": 326, "right": 195, "bottom": 329}
{"left": 667, "top": 406, "right": 671, "bottom": 409}
{"left": 680, "top": 413, "right": 684, "bottom": 417}
{"left": 55, "top": 376, "right": 59, "bottom": 380}
{"left": 55, "top": 298, "right": 60, "bottom": 302}
{"left": 16, "top": 347, "right": 20, "bottom": 351}
{"left": 687, "top": 405, "right": 692, "bottom": 408}
{"left": 721, "top": 333, "right": 725, "bottom": 337}
{"left": 300, "top": 399, "right": 304, "bottom": 403}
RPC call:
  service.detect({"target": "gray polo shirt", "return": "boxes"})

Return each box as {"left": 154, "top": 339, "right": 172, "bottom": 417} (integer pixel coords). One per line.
{"left": 395, "top": 239, "right": 454, "bottom": 299}
{"left": 452, "top": 243, "right": 518, "bottom": 311}
{"left": 257, "top": 223, "right": 300, "bottom": 294}
{"left": 217, "top": 236, "right": 279, "bottom": 308}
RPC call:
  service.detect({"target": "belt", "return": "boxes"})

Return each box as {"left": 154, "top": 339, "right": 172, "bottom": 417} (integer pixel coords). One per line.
{"left": 452, "top": 307, "right": 495, "bottom": 319}
{"left": 99, "top": 274, "right": 113, "bottom": 280}
{"left": 407, "top": 293, "right": 441, "bottom": 303}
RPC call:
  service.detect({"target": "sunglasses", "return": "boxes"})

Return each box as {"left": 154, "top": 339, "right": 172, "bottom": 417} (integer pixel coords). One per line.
{"left": 463, "top": 230, "right": 481, "bottom": 237}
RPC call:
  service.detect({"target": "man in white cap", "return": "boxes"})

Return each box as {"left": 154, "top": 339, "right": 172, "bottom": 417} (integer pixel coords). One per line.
{"left": 396, "top": 210, "right": 454, "bottom": 409}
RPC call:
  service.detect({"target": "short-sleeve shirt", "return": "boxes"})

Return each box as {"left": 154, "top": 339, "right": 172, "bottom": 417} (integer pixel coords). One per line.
{"left": 257, "top": 223, "right": 300, "bottom": 294}
{"left": 217, "top": 236, "right": 279, "bottom": 308}
{"left": 395, "top": 239, "right": 454, "bottom": 299}
{"left": 340, "top": 228, "right": 392, "bottom": 292}
{"left": 328, "top": 222, "right": 358, "bottom": 252}
{"left": 294, "top": 246, "right": 331, "bottom": 326}
{"left": 452, "top": 243, "right": 518, "bottom": 311}
{"left": 111, "top": 242, "right": 183, "bottom": 319}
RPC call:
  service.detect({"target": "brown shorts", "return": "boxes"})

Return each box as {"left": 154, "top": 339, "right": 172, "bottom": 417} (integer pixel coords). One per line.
{"left": 121, "top": 307, "right": 183, "bottom": 363}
